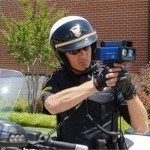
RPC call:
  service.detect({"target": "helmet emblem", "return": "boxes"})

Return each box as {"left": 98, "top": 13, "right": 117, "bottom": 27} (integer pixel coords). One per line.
{"left": 70, "top": 24, "right": 81, "bottom": 37}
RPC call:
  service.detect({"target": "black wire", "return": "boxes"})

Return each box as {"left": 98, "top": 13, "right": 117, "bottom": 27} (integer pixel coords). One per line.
{"left": 86, "top": 114, "right": 120, "bottom": 137}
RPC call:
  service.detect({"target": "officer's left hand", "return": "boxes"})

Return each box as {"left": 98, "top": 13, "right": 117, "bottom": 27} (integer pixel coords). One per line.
{"left": 106, "top": 63, "right": 137, "bottom": 100}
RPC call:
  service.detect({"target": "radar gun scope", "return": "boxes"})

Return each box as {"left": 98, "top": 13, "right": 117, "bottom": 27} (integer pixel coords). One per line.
{"left": 95, "top": 40, "right": 136, "bottom": 66}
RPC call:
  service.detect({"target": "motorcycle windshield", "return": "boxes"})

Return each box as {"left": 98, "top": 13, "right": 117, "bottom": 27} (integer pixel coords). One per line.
{"left": 0, "top": 69, "right": 23, "bottom": 119}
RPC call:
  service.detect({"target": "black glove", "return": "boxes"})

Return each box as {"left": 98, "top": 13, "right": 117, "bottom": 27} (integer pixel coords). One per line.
{"left": 93, "top": 66, "right": 109, "bottom": 91}
{"left": 115, "top": 69, "right": 137, "bottom": 100}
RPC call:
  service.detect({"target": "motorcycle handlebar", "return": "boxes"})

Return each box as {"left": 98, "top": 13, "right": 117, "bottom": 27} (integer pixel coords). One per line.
{"left": 36, "top": 134, "right": 89, "bottom": 150}
{"left": 48, "top": 139, "right": 88, "bottom": 150}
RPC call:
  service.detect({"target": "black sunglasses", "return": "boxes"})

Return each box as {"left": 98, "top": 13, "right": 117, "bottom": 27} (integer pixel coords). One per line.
{"left": 68, "top": 46, "right": 90, "bottom": 55}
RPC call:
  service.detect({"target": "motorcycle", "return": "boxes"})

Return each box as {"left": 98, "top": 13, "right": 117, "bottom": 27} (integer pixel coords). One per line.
{"left": 0, "top": 68, "right": 149, "bottom": 150}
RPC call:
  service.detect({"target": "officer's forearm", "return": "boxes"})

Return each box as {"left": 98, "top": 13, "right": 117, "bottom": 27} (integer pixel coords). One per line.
{"left": 127, "top": 95, "right": 149, "bottom": 134}
{"left": 44, "top": 80, "right": 97, "bottom": 114}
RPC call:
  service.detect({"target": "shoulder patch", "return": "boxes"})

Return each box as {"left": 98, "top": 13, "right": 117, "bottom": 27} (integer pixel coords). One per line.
{"left": 40, "top": 86, "right": 52, "bottom": 96}
{"left": 42, "top": 74, "right": 53, "bottom": 88}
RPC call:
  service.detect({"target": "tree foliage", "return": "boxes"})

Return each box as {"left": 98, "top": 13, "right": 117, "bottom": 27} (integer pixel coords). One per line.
{"left": 0, "top": 0, "right": 68, "bottom": 113}
{"left": 0, "top": 0, "right": 67, "bottom": 68}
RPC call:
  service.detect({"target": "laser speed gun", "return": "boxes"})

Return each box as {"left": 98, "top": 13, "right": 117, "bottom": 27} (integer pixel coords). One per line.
{"left": 95, "top": 40, "right": 136, "bottom": 66}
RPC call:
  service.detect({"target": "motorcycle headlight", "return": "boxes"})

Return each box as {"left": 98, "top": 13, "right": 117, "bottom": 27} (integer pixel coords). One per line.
{"left": 0, "top": 119, "right": 28, "bottom": 147}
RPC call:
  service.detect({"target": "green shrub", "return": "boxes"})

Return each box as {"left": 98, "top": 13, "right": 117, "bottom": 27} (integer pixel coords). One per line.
{"left": 13, "top": 98, "right": 44, "bottom": 113}
{"left": 8, "top": 112, "right": 56, "bottom": 128}
{"left": 13, "top": 99, "right": 28, "bottom": 112}
{"left": 132, "top": 64, "right": 150, "bottom": 118}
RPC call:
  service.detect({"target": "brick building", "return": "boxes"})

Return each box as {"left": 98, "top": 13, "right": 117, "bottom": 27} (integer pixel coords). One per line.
{"left": 0, "top": 0, "right": 150, "bottom": 74}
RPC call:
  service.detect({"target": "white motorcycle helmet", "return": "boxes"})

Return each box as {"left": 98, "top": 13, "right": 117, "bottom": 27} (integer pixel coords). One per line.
{"left": 49, "top": 16, "right": 98, "bottom": 72}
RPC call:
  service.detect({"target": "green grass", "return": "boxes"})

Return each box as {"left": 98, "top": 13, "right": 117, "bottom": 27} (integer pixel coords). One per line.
{"left": 24, "top": 126, "right": 57, "bottom": 137}
{"left": 118, "top": 117, "right": 131, "bottom": 132}
{"left": 24, "top": 126, "right": 51, "bottom": 134}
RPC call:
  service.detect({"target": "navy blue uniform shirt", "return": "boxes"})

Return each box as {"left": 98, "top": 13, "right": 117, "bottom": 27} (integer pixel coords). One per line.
{"left": 40, "top": 65, "right": 130, "bottom": 147}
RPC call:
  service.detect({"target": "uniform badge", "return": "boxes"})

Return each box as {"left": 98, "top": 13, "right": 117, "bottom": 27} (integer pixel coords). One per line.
{"left": 70, "top": 24, "right": 81, "bottom": 37}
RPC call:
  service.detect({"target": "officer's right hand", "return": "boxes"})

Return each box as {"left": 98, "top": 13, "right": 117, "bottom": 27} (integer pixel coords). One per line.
{"left": 93, "top": 66, "right": 109, "bottom": 91}
{"left": 93, "top": 63, "right": 124, "bottom": 91}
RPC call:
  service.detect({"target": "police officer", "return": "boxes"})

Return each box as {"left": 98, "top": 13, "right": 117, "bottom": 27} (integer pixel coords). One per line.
{"left": 41, "top": 16, "right": 148, "bottom": 149}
